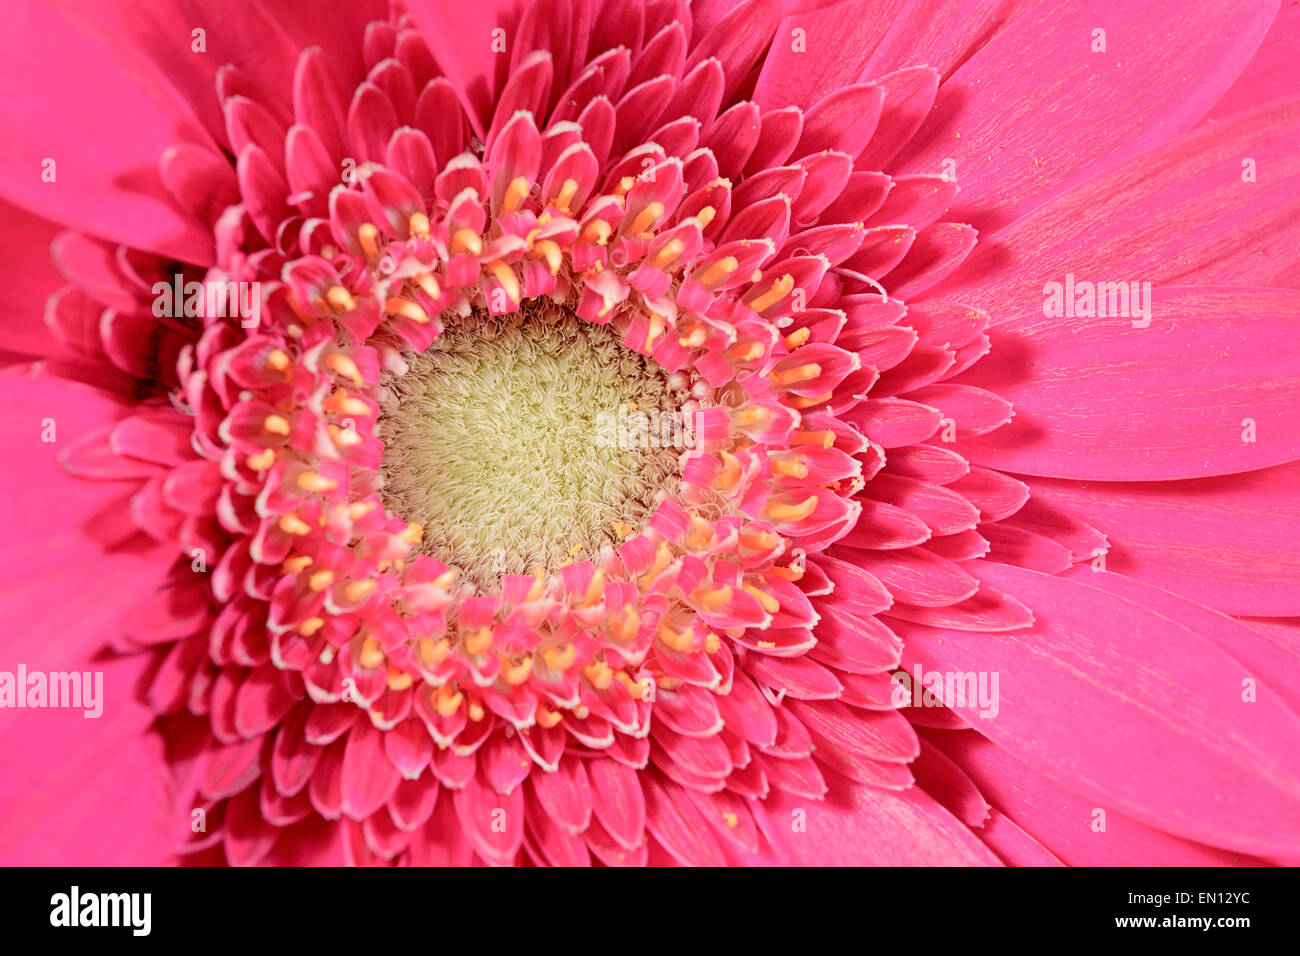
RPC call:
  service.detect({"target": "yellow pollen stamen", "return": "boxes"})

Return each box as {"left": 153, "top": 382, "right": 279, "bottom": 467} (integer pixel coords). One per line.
{"left": 467, "top": 699, "right": 486, "bottom": 722}
{"left": 743, "top": 583, "right": 781, "bottom": 614}
{"left": 639, "top": 541, "right": 673, "bottom": 588}
{"left": 324, "top": 353, "right": 363, "bottom": 385}
{"left": 386, "top": 296, "right": 430, "bottom": 323}
{"left": 771, "top": 363, "right": 822, "bottom": 387}
{"left": 686, "top": 515, "right": 713, "bottom": 549}
{"left": 419, "top": 638, "right": 450, "bottom": 666}
{"left": 541, "top": 643, "right": 577, "bottom": 671}
{"left": 297, "top": 471, "right": 338, "bottom": 492}
{"left": 583, "top": 660, "right": 614, "bottom": 690}
{"left": 299, "top": 617, "right": 325, "bottom": 637}
{"left": 464, "top": 627, "right": 493, "bottom": 656}
{"left": 282, "top": 554, "right": 313, "bottom": 575}
{"left": 326, "top": 285, "right": 356, "bottom": 312}
{"left": 628, "top": 202, "right": 665, "bottom": 237}
{"left": 247, "top": 448, "right": 276, "bottom": 471}
{"left": 732, "top": 406, "right": 771, "bottom": 428}
{"left": 532, "top": 239, "right": 563, "bottom": 274}
{"left": 771, "top": 458, "right": 809, "bottom": 479}
{"left": 525, "top": 568, "right": 547, "bottom": 602}
{"left": 308, "top": 569, "right": 334, "bottom": 592}
{"left": 502, "top": 176, "right": 531, "bottom": 215}
{"left": 386, "top": 666, "right": 413, "bottom": 691}
{"left": 266, "top": 349, "right": 291, "bottom": 373}
{"left": 357, "top": 223, "right": 381, "bottom": 260}
{"left": 739, "top": 531, "right": 779, "bottom": 551}
{"left": 657, "top": 623, "right": 695, "bottom": 652}
{"left": 704, "top": 632, "right": 721, "bottom": 653}
{"left": 609, "top": 604, "right": 640, "bottom": 641}
{"left": 698, "top": 256, "right": 739, "bottom": 288}
{"left": 279, "top": 513, "right": 311, "bottom": 536}
{"left": 328, "top": 423, "right": 362, "bottom": 447}
{"left": 409, "top": 211, "right": 431, "bottom": 238}
{"left": 652, "top": 238, "right": 685, "bottom": 269}
{"left": 615, "top": 671, "right": 645, "bottom": 698}
{"left": 716, "top": 450, "right": 742, "bottom": 489}
{"left": 678, "top": 324, "right": 707, "bottom": 348}
{"left": 500, "top": 653, "right": 534, "bottom": 685}
{"left": 263, "top": 414, "right": 291, "bottom": 436}
{"left": 581, "top": 219, "right": 612, "bottom": 245}
{"left": 749, "top": 274, "right": 795, "bottom": 313}
{"left": 415, "top": 272, "right": 442, "bottom": 299}
{"left": 784, "top": 327, "right": 811, "bottom": 349}
{"left": 432, "top": 569, "right": 457, "bottom": 589}
{"left": 695, "top": 206, "right": 716, "bottom": 227}
{"left": 536, "top": 702, "right": 563, "bottom": 728}
{"left": 450, "top": 228, "right": 483, "bottom": 256}
{"left": 486, "top": 259, "right": 521, "bottom": 302}
{"left": 768, "top": 563, "right": 805, "bottom": 582}
{"left": 729, "top": 341, "right": 764, "bottom": 361}
{"left": 790, "top": 392, "right": 833, "bottom": 409}
{"left": 763, "top": 495, "right": 819, "bottom": 522}
{"left": 344, "top": 579, "right": 376, "bottom": 603}
{"left": 691, "top": 585, "right": 734, "bottom": 608}
{"left": 435, "top": 683, "right": 464, "bottom": 716}
{"left": 347, "top": 501, "right": 377, "bottom": 521}
{"left": 323, "top": 390, "right": 370, "bottom": 416}
{"left": 581, "top": 570, "right": 607, "bottom": 607}
{"left": 399, "top": 523, "right": 423, "bottom": 545}
{"left": 792, "top": 429, "right": 836, "bottom": 448}
{"left": 554, "top": 178, "right": 580, "bottom": 212}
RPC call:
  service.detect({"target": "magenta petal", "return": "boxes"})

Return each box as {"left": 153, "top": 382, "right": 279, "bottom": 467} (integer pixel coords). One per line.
{"left": 938, "top": 97, "right": 1300, "bottom": 310}
{"left": 1026, "top": 463, "right": 1300, "bottom": 616}
{"left": 1205, "top": 0, "right": 1300, "bottom": 122}
{"left": 0, "top": 201, "right": 64, "bottom": 360}
{"left": 1060, "top": 565, "right": 1300, "bottom": 718}
{"left": 752, "top": 0, "right": 902, "bottom": 111}
{"left": 405, "top": 0, "right": 528, "bottom": 138}
{"left": 745, "top": 769, "right": 1001, "bottom": 866}
{"left": 898, "top": 562, "right": 1300, "bottom": 857}
{"left": 0, "top": 4, "right": 219, "bottom": 262}
{"left": 0, "top": 656, "right": 178, "bottom": 865}
{"left": 935, "top": 730, "right": 1276, "bottom": 866}
{"left": 893, "top": 0, "right": 1278, "bottom": 233}
{"left": 951, "top": 287, "right": 1300, "bottom": 480}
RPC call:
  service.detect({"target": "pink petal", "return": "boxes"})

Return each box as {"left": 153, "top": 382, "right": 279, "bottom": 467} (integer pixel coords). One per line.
{"left": 746, "top": 769, "right": 1001, "bottom": 865}
{"left": 893, "top": 0, "right": 1278, "bottom": 233}
{"left": 1028, "top": 463, "right": 1300, "bottom": 616}
{"left": 937, "top": 96, "right": 1300, "bottom": 310}
{"left": 898, "top": 562, "right": 1300, "bottom": 857}
{"left": 0, "top": 4, "right": 218, "bottom": 262}
{"left": 934, "top": 729, "right": 1276, "bottom": 865}
{"left": 952, "top": 287, "right": 1300, "bottom": 480}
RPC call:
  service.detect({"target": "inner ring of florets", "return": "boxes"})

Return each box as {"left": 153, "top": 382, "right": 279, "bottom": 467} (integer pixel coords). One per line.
{"left": 377, "top": 301, "right": 693, "bottom": 590}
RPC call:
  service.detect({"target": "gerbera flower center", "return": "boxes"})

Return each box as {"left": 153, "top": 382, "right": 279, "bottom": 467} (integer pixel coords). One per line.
{"left": 378, "top": 302, "right": 687, "bottom": 588}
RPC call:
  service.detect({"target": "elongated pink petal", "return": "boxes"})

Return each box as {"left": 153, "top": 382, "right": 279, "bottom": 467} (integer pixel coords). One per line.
{"left": 0, "top": 4, "right": 218, "bottom": 262}
{"left": 952, "top": 287, "right": 1300, "bottom": 479}
{"left": 937, "top": 96, "right": 1300, "bottom": 310}
{"left": 898, "top": 562, "right": 1300, "bottom": 857}
{"left": 894, "top": 0, "right": 1278, "bottom": 232}
{"left": 1027, "top": 464, "right": 1300, "bottom": 616}
{"left": 934, "top": 729, "right": 1276, "bottom": 866}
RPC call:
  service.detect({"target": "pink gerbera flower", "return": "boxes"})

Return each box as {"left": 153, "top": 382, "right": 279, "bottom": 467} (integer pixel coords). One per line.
{"left": 1, "top": 0, "right": 1298, "bottom": 867}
